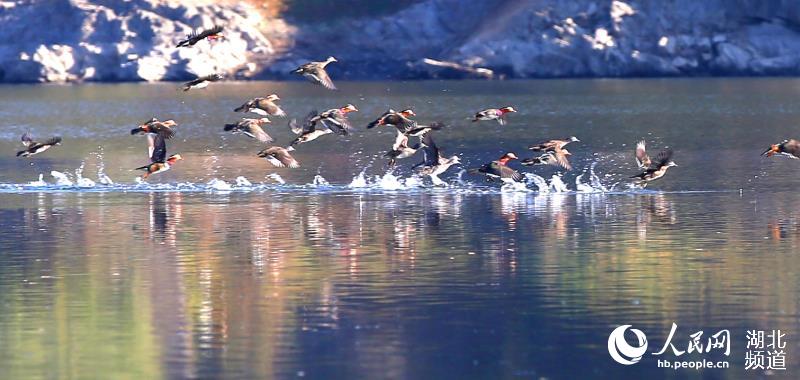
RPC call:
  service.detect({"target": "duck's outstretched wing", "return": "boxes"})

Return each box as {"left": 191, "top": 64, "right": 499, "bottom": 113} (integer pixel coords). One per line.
{"left": 321, "top": 112, "right": 352, "bottom": 135}
{"left": 313, "top": 68, "right": 336, "bottom": 90}
{"left": 41, "top": 136, "right": 61, "bottom": 146}
{"left": 529, "top": 140, "right": 557, "bottom": 152}
{"left": 21, "top": 132, "right": 33, "bottom": 147}
{"left": 366, "top": 109, "right": 393, "bottom": 129}
{"left": 151, "top": 134, "right": 167, "bottom": 163}
{"left": 783, "top": 139, "right": 800, "bottom": 157}
{"left": 635, "top": 140, "right": 651, "bottom": 169}
{"left": 496, "top": 163, "right": 524, "bottom": 182}
{"left": 259, "top": 147, "right": 300, "bottom": 168}
{"left": 653, "top": 148, "right": 673, "bottom": 168}
{"left": 245, "top": 123, "right": 274, "bottom": 143}
{"left": 420, "top": 133, "right": 440, "bottom": 166}
{"left": 289, "top": 110, "right": 319, "bottom": 134}
{"left": 553, "top": 151, "right": 572, "bottom": 171}
{"left": 177, "top": 25, "right": 223, "bottom": 47}
{"left": 392, "top": 130, "right": 409, "bottom": 150}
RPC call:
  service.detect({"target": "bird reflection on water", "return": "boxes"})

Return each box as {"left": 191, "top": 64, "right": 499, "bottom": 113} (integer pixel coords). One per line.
{"left": 2, "top": 188, "right": 800, "bottom": 378}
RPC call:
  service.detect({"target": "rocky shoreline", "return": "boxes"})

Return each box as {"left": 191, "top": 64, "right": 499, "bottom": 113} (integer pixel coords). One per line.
{"left": 3, "top": 0, "right": 800, "bottom": 83}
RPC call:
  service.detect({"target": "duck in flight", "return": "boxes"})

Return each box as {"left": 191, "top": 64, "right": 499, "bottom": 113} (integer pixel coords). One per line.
{"left": 135, "top": 134, "right": 182, "bottom": 179}
{"left": 521, "top": 149, "right": 572, "bottom": 170}
{"left": 258, "top": 146, "right": 300, "bottom": 168}
{"left": 528, "top": 136, "right": 580, "bottom": 152}
{"left": 522, "top": 136, "right": 577, "bottom": 170}
{"left": 469, "top": 152, "right": 524, "bottom": 182}
{"left": 762, "top": 139, "right": 800, "bottom": 159}
{"left": 293, "top": 56, "right": 338, "bottom": 90}
{"left": 234, "top": 94, "right": 286, "bottom": 117}
{"left": 631, "top": 140, "right": 677, "bottom": 185}
{"left": 310, "top": 104, "right": 358, "bottom": 135}
{"left": 17, "top": 132, "right": 61, "bottom": 157}
{"left": 130, "top": 117, "right": 177, "bottom": 139}
{"left": 182, "top": 74, "right": 223, "bottom": 91}
{"left": 385, "top": 130, "right": 421, "bottom": 167}
{"left": 472, "top": 106, "right": 517, "bottom": 125}
{"left": 223, "top": 118, "right": 273, "bottom": 143}
{"left": 177, "top": 25, "right": 224, "bottom": 47}
{"left": 289, "top": 110, "right": 333, "bottom": 146}
{"left": 415, "top": 133, "right": 460, "bottom": 186}
{"left": 366, "top": 109, "right": 417, "bottom": 131}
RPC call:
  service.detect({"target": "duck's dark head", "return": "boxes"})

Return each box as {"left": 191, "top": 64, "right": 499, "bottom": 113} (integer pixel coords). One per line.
{"left": 132, "top": 124, "right": 150, "bottom": 135}
{"left": 138, "top": 117, "right": 157, "bottom": 128}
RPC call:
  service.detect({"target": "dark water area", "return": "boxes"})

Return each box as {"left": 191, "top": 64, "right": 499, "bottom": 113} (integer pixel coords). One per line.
{"left": 1, "top": 79, "right": 799, "bottom": 379}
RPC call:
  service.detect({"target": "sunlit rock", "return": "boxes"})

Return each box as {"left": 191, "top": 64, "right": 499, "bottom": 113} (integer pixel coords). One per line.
{"left": 0, "top": 0, "right": 274, "bottom": 82}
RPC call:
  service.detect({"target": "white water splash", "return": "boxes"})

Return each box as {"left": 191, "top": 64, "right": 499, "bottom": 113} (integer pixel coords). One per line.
{"left": 50, "top": 171, "right": 73, "bottom": 186}
{"left": 95, "top": 148, "right": 113, "bottom": 185}
{"left": 549, "top": 175, "right": 569, "bottom": 192}
{"left": 27, "top": 174, "right": 47, "bottom": 187}
{"left": 576, "top": 162, "right": 609, "bottom": 193}
{"left": 312, "top": 175, "right": 330, "bottom": 187}
{"left": 349, "top": 171, "right": 368, "bottom": 188}
{"left": 97, "top": 173, "right": 113, "bottom": 185}
{"left": 206, "top": 178, "right": 232, "bottom": 191}
{"left": 266, "top": 173, "right": 285, "bottom": 184}
{"left": 235, "top": 176, "right": 252, "bottom": 186}
{"left": 72, "top": 162, "right": 96, "bottom": 187}
{"left": 575, "top": 173, "right": 593, "bottom": 192}
{"left": 525, "top": 173, "right": 549, "bottom": 193}
{"left": 500, "top": 178, "right": 531, "bottom": 192}
{"left": 455, "top": 169, "right": 468, "bottom": 186}
{"left": 405, "top": 175, "right": 425, "bottom": 187}
{"left": 347, "top": 171, "right": 425, "bottom": 190}
{"left": 376, "top": 172, "right": 404, "bottom": 190}
{"left": 76, "top": 177, "right": 96, "bottom": 187}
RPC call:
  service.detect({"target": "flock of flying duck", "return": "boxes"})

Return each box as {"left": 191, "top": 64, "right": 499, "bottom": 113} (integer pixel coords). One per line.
{"left": 13, "top": 25, "right": 800, "bottom": 187}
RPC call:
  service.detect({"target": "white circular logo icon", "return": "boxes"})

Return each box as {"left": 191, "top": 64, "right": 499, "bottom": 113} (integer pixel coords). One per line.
{"left": 608, "top": 325, "right": 648, "bottom": 365}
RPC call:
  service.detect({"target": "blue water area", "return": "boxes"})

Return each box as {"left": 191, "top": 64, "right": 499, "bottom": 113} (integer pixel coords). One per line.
{"left": 0, "top": 79, "right": 799, "bottom": 379}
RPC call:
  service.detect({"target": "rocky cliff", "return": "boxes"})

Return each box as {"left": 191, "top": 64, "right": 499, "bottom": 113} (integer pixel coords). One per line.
{"left": 3, "top": 0, "right": 800, "bottom": 83}
{"left": 0, "top": 0, "right": 276, "bottom": 82}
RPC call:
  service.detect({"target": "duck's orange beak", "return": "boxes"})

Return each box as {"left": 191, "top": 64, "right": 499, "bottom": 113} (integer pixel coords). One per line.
{"left": 762, "top": 145, "right": 779, "bottom": 157}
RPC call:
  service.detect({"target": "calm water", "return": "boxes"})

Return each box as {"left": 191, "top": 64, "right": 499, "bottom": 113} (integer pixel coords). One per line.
{"left": 1, "top": 79, "right": 800, "bottom": 379}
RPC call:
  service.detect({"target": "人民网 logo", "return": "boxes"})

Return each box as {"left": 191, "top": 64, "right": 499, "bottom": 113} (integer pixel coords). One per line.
{"left": 608, "top": 325, "right": 649, "bottom": 365}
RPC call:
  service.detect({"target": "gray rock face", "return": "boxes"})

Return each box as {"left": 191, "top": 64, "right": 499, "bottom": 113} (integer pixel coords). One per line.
{"left": 0, "top": 0, "right": 274, "bottom": 82}
{"left": 4, "top": 0, "right": 800, "bottom": 82}
{"left": 263, "top": 0, "right": 800, "bottom": 79}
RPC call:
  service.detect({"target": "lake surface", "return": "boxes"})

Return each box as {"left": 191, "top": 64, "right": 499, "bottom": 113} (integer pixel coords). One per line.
{"left": 1, "top": 79, "right": 799, "bottom": 379}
